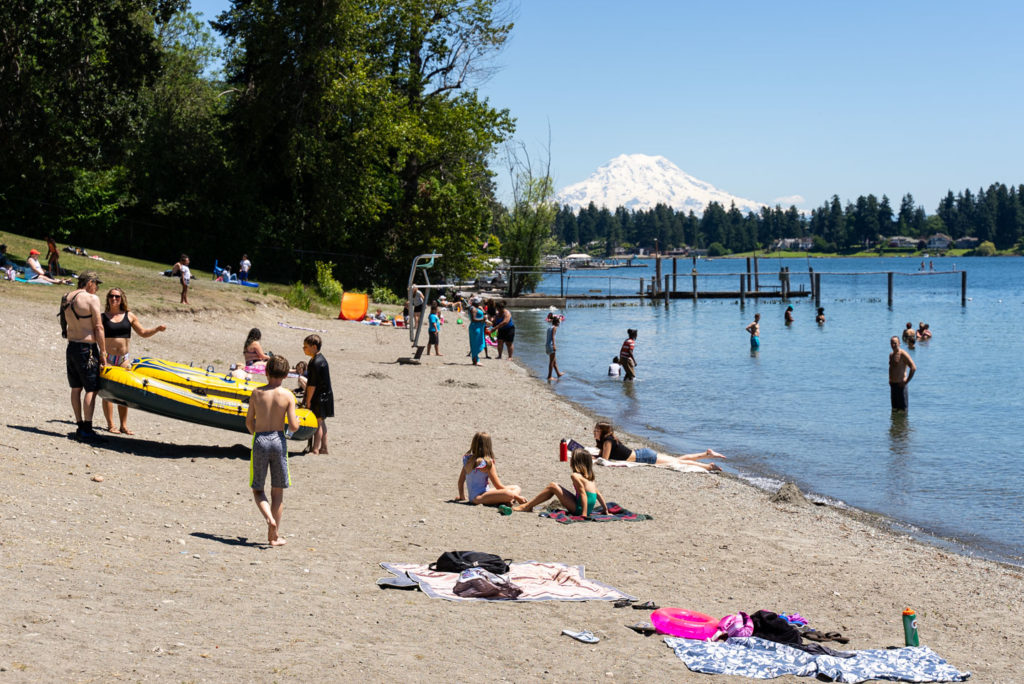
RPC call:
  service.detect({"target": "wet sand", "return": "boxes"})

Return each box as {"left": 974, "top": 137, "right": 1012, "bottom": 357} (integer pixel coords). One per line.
{"left": 0, "top": 288, "right": 1021, "bottom": 681}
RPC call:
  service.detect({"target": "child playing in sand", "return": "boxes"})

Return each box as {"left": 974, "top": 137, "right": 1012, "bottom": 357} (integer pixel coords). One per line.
{"left": 514, "top": 449, "right": 608, "bottom": 516}
{"left": 457, "top": 432, "right": 527, "bottom": 506}
{"left": 427, "top": 303, "right": 442, "bottom": 355}
{"left": 245, "top": 355, "right": 300, "bottom": 546}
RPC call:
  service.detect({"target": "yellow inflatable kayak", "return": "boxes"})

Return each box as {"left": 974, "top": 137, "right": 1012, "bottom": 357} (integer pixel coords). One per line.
{"left": 98, "top": 366, "right": 316, "bottom": 440}
{"left": 130, "top": 357, "right": 265, "bottom": 402}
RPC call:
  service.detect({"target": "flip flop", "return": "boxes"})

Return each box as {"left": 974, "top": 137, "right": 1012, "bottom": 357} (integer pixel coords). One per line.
{"left": 632, "top": 601, "right": 659, "bottom": 610}
{"left": 562, "top": 630, "right": 599, "bottom": 644}
{"left": 613, "top": 598, "right": 636, "bottom": 608}
{"left": 626, "top": 622, "right": 657, "bottom": 636}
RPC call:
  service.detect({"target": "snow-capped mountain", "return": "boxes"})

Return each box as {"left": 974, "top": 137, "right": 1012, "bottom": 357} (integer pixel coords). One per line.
{"left": 555, "top": 153, "right": 766, "bottom": 215}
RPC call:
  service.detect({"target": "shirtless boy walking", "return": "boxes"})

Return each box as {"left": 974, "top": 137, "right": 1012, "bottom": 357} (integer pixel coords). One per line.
{"left": 889, "top": 336, "right": 917, "bottom": 411}
{"left": 245, "top": 355, "right": 300, "bottom": 546}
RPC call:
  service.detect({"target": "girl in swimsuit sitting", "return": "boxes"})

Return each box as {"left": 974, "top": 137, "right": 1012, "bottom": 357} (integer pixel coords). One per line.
{"left": 456, "top": 432, "right": 527, "bottom": 506}
{"left": 513, "top": 449, "right": 607, "bottom": 516}
{"left": 243, "top": 328, "right": 271, "bottom": 366}
{"left": 594, "top": 421, "right": 725, "bottom": 472}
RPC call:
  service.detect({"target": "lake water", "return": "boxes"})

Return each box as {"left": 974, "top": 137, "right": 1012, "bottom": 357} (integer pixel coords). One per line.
{"left": 506, "top": 256, "right": 1024, "bottom": 566}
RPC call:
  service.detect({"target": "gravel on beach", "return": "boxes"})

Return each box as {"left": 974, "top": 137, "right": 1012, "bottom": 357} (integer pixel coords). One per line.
{"left": 0, "top": 289, "right": 1020, "bottom": 681}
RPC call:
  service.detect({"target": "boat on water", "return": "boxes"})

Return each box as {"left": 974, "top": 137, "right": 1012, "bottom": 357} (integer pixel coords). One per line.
{"left": 98, "top": 366, "right": 317, "bottom": 440}
{"left": 130, "top": 357, "right": 264, "bottom": 402}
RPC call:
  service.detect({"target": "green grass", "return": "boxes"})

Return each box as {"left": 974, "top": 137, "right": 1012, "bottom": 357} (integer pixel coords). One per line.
{"left": 0, "top": 229, "right": 396, "bottom": 318}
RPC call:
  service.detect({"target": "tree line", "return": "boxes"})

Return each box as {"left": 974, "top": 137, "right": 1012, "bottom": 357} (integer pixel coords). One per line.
{"left": 554, "top": 183, "right": 1024, "bottom": 256}
{"left": 1, "top": 0, "right": 516, "bottom": 288}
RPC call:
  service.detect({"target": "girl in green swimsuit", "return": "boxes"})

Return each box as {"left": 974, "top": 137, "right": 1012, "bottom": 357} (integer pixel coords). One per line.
{"left": 513, "top": 449, "right": 607, "bottom": 517}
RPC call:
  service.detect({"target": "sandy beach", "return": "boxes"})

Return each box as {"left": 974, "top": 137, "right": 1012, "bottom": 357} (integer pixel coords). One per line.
{"left": 1, "top": 283, "right": 1021, "bottom": 682}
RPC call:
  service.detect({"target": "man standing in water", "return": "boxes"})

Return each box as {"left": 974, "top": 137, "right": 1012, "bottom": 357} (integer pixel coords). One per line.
{"left": 889, "top": 336, "right": 916, "bottom": 411}
{"left": 619, "top": 328, "right": 638, "bottom": 381}
{"left": 62, "top": 271, "right": 107, "bottom": 441}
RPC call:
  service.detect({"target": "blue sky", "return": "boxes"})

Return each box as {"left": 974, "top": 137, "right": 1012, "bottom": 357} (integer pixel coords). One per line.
{"left": 189, "top": 0, "right": 1024, "bottom": 211}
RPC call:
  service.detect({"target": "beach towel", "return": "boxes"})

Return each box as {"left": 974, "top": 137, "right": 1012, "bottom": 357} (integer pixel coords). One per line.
{"left": 664, "top": 636, "right": 970, "bottom": 682}
{"left": 377, "top": 561, "right": 635, "bottom": 602}
{"left": 595, "top": 457, "right": 708, "bottom": 473}
{"left": 539, "top": 502, "right": 652, "bottom": 524}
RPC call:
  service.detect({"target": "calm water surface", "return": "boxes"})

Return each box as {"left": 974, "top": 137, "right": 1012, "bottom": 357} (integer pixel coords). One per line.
{"left": 507, "top": 257, "right": 1024, "bottom": 565}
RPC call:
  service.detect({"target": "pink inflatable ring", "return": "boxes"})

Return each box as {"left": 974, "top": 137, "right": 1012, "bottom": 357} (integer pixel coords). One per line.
{"left": 651, "top": 608, "right": 718, "bottom": 640}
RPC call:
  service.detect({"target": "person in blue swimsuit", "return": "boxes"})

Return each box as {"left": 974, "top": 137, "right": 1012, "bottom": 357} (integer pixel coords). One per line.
{"left": 456, "top": 432, "right": 526, "bottom": 506}
{"left": 746, "top": 313, "right": 761, "bottom": 350}
{"left": 513, "top": 449, "right": 607, "bottom": 516}
{"left": 467, "top": 297, "right": 486, "bottom": 365}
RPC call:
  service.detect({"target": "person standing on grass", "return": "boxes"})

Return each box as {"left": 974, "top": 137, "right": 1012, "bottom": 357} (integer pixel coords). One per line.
{"left": 303, "top": 334, "right": 333, "bottom": 455}
{"left": 427, "top": 302, "right": 443, "bottom": 356}
{"left": 546, "top": 316, "right": 564, "bottom": 380}
{"left": 239, "top": 254, "right": 251, "bottom": 282}
{"left": 889, "top": 336, "right": 917, "bottom": 411}
{"left": 619, "top": 328, "right": 638, "bottom": 381}
{"left": 245, "top": 355, "right": 300, "bottom": 547}
{"left": 62, "top": 271, "right": 107, "bottom": 442}
{"left": 173, "top": 254, "right": 192, "bottom": 304}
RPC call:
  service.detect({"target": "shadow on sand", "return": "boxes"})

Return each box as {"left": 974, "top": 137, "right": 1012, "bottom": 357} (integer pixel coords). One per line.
{"left": 191, "top": 532, "right": 266, "bottom": 548}
{"left": 8, "top": 423, "right": 305, "bottom": 461}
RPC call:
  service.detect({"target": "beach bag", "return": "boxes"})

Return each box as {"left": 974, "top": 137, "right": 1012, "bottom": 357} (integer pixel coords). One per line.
{"left": 429, "top": 551, "right": 511, "bottom": 575}
{"left": 453, "top": 567, "right": 523, "bottom": 600}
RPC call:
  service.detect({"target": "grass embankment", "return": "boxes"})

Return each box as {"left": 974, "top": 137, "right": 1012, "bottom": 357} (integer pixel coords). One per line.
{"left": 0, "top": 230, "right": 377, "bottom": 319}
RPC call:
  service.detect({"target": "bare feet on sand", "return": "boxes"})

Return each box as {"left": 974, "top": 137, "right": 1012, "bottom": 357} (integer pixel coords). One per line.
{"left": 119, "top": 427, "right": 134, "bottom": 435}
{"left": 268, "top": 522, "right": 287, "bottom": 546}
{"left": 706, "top": 449, "right": 726, "bottom": 459}
{"left": 512, "top": 503, "right": 532, "bottom": 512}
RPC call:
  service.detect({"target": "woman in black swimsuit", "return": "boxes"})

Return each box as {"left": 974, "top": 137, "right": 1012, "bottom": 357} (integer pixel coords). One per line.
{"left": 101, "top": 288, "right": 167, "bottom": 434}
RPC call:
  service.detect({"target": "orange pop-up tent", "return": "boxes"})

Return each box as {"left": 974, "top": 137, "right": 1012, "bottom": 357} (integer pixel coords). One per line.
{"left": 338, "top": 292, "right": 369, "bottom": 321}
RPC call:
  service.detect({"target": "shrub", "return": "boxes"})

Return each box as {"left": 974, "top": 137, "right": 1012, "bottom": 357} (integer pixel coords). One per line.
{"left": 371, "top": 284, "right": 403, "bottom": 305}
{"left": 284, "top": 282, "right": 313, "bottom": 311}
{"left": 314, "top": 261, "right": 343, "bottom": 305}
{"left": 707, "top": 242, "right": 729, "bottom": 257}
{"left": 973, "top": 240, "right": 996, "bottom": 256}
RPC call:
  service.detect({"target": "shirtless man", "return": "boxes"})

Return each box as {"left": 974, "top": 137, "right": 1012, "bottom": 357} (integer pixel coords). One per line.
{"left": 889, "top": 336, "right": 916, "bottom": 411}
{"left": 63, "top": 271, "right": 108, "bottom": 441}
{"left": 746, "top": 313, "right": 761, "bottom": 350}
{"left": 902, "top": 322, "right": 917, "bottom": 349}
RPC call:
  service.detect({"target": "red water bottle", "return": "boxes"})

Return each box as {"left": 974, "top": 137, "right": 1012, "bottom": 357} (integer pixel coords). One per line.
{"left": 559, "top": 439, "right": 568, "bottom": 462}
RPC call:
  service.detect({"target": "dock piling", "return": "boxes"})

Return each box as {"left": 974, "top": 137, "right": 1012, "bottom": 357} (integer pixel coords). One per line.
{"left": 887, "top": 272, "right": 893, "bottom": 307}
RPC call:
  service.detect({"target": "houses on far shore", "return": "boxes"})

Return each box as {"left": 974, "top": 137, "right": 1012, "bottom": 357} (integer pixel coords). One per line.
{"left": 769, "top": 232, "right": 976, "bottom": 253}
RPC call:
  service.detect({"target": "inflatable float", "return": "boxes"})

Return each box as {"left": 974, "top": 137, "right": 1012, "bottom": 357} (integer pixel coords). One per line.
{"left": 130, "top": 357, "right": 265, "bottom": 402}
{"left": 651, "top": 608, "right": 719, "bottom": 640}
{"left": 98, "top": 366, "right": 316, "bottom": 440}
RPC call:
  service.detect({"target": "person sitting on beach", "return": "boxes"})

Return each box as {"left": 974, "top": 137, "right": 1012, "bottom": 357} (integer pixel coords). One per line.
{"left": 26, "top": 249, "right": 69, "bottom": 284}
{"left": 456, "top": 432, "right": 527, "bottom": 506}
{"left": 293, "top": 361, "right": 308, "bottom": 396}
{"left": 917, "top": 322, "right": 931, "bottom": 340}
{"left": 243, "top": 327, "right": 271, "bottom": 366}
{"left": 593, "top": 421, "right": 724, "bottom": 472}
{"left": 513, "top": 449, "right": 608, "bottom": 516}
{"left": 902, "top": 322, "right": 917, "bottom": 349}
{"left": 608, "top": 356, "right": 622, "bottom": 377}
{"left": 245, "top": 355, "right": 300, "bottom": 547}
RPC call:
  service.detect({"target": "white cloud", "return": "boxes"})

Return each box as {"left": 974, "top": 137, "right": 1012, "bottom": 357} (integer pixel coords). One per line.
{"left": 772, "top": 194, "right": 806, "bottom": 207}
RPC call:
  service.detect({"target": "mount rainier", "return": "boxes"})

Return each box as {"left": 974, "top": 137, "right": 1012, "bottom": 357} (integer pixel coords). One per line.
{"left": 555, "top": 154, "right": 767, "bottom": 215}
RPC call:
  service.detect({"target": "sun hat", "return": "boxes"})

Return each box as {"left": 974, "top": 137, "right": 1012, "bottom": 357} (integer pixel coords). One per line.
{"left": 29, "top": 248, "right": 40, "bottom": 255}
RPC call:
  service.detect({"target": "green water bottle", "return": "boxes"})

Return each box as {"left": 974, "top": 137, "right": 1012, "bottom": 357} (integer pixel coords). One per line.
{"left": 902, "top": 607, "right": 919, "bottom": 646}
